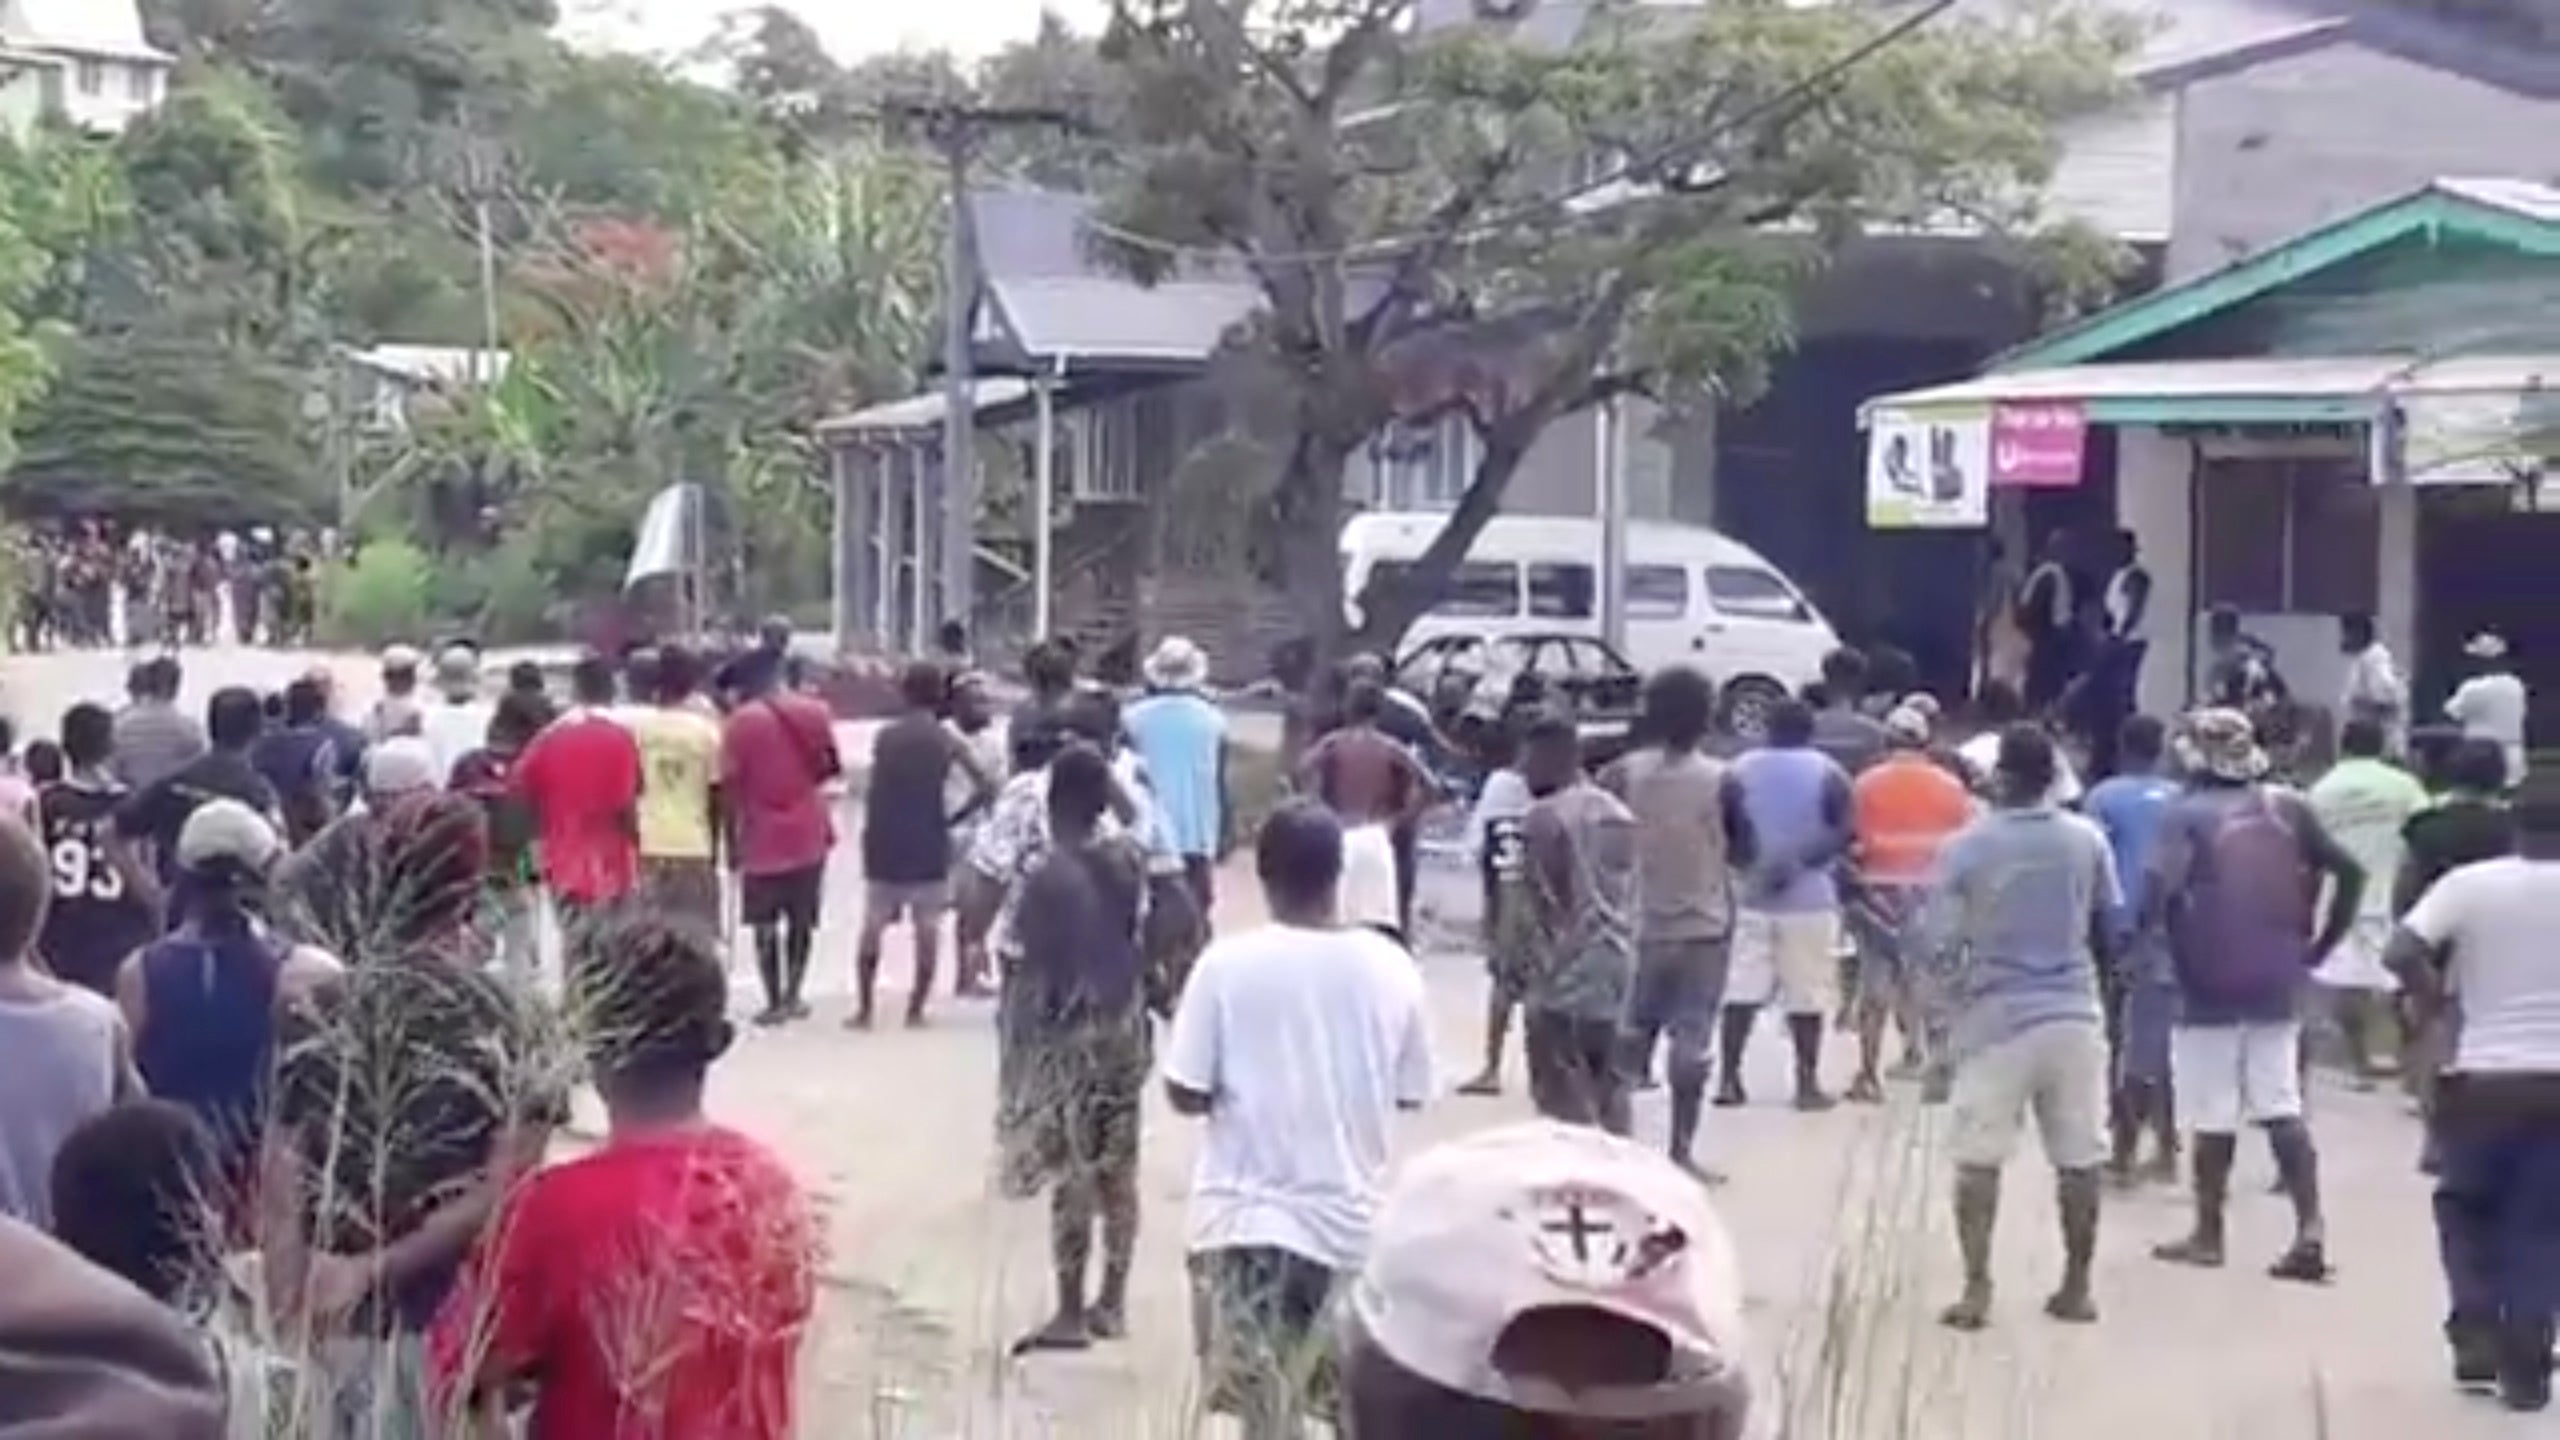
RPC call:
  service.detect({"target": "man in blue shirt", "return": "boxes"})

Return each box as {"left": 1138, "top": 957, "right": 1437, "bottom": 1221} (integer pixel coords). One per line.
{"left": 1123, "top": 637, "right": 1232, "bottom": 917}
{"left": 2083, "top": 714, "right": 2180, "bottom": 1183}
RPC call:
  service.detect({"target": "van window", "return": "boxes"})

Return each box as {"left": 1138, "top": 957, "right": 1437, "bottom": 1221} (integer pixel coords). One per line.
{"left": 1626, "top": 565, "right": 1689, "bottom": 619}
{"left": 1527, "top": 563, "right": 1595, "bottom": 620}
{"left": 1373, "top": 560, "right": 1520, "bottom": 618}
{"left": 1705, "top": 565, "right": 1811, "bottom": 621}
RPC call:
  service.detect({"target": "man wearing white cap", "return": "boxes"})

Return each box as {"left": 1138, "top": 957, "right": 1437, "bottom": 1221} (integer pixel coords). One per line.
{"left": 2446, "top": 631, "right": 2528, "bottom": 791}
{"left": 1337, "top": 1121, "right": 1752, "bottom": 1438}
{"left": 367, "top": 645, "right": 424, "bottom": 744}
{"left": 1125, "top": 636, "right": 1231, "bottom": 916}
{"left": 417, "top": 643, "right": 493, "bottom": 786}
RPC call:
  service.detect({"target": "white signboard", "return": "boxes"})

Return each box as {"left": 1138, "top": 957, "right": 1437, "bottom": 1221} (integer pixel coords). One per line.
{"left": 2401, "top": 390, "right": 2560, "bottom": 485}
{"left": 1865, "top": 404, "right": 1990, "bottom": 529}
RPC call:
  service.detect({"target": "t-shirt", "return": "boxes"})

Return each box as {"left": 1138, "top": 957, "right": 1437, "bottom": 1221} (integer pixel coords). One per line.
{"left": 863, "top": 713, "right": 962, "bottom": 884}
{"left": 1163, "top": 924, "right": 1433, "bottom": 1270}
{"left": 1851, "top": 754, "right": 1975, "bottom": 888}
{"left": 2399, "top": 797, "right": 2520, "bottom": 915}
{"left": 626, "top": 706, "right": 723, "bottom": 862}
{"left": 2151, "top": 785, "right": 2330, "bottom": 1025}
{"left": 1955, "top": 731, "right": 2084, "bottom": 807}
{"left": 1015, "top": 837, "right": 1148, "bottom": 1025}
{"left": 2083, "top": 772, "right": 2177, "bottom": 929}
{"left": 1922, "top": 806, "right": 2117, "bottom": 1056}
{"left": 1521, "top": 782, "right": 1638, "bottom": 1021}
{"left": 1810, "top": 706, "right": 1891, "bottom": 777}
{"left": 428, "top": 1125, "right": 818, "bottom": 1440}
{"left": 2446, "top": 671, "right": 2529, "bottom": 787}
{"left": 37, "top": 779, "right": 154, "bottom": 995}
{"left": 114, "top": 750, "right": 279, "bottom": 882}
{"left": 110, "top": 701, "right": 206, "bottom": 789}
{"left": 721, "top": 694, "right": 840, "bottom": 878}
{"left": 418, "top": 699, "right": 495, "bottom": 787}
{"left": 2307, "top": 757, "right": 2427, "bottom": 922}
{"left": 514, "top": 711, "right": 643, "bottom": 905}
{"left": 2404, "top": 857, "right": 2560, "bottom": 1073}
{"left": 1123, "top": 692, "right": 1229, "bottom": 859}
{"left": 0, "top": 985, "right": 121, "bottom": 1229}
{"left": 1600, "top": 748, "right": 1739, "bottom": 942}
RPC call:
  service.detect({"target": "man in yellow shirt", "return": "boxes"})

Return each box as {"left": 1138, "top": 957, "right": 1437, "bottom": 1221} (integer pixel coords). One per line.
{"left": 625, "top": 646, "right": 726, "bottom": 934}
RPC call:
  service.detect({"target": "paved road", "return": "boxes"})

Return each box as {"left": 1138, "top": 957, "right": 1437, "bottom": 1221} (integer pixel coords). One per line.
{"left": 0, "top": 644, "right": 2521, "bottom": 1439}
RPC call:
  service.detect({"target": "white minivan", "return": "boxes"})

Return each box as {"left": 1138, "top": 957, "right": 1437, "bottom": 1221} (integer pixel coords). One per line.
{"left": 1341, "top": 511, "right": 1840, "bottom": 737}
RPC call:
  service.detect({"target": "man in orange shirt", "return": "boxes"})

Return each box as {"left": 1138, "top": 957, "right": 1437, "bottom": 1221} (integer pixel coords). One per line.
{"left": 1847, "top": 705, "right": 1977, "bottom": 1102}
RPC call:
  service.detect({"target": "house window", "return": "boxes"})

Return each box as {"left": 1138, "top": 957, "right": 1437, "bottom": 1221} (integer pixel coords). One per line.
{"left": 127, "top": 67, "right": 155, "bottom": 104}
{"left": 2196, "top": 456, "right": 2377, "bottom": 614}
{"left": 1068, "top": 401, "right": 1140, "bottom": 502}
{"left": 76, "top": 61, "right": 104, "bottom": 96}
{"left": 1368, "top": 411, "right": 1477, "bottom": 511}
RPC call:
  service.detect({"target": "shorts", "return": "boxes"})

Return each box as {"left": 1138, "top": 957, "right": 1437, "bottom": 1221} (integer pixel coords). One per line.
{"left": 1623, "top": 937, "right": 1731, "bottom": 1071}
{"left": 2172, "top": 1021, "right": 2305, "bottom": 1132}
{"left": 997, "top": 1016, "right": 1149, "bottom": 1199}
{"left": 1728, "top": 909, "right": 1842, "bottom": 1016}
{"left": 1950, "top": 1021, "right": 2110, "bottom": 1170}
{"left": 1844, "top": 885, "right": 1923, "bottom": 998}
{"left": 1524, "top": 1008, "right": 1630, "bottom": 1135}
{"left": 641, "top": 857, "right": 722, "bottom": 934}
{"left": 2311, "top": 915, "right": 2399, "bottom": 994}
{"left": 863, "top": 878, "right": 949, "bottom": 925}
{"left": 740, "top": 864, "right": 825, "bottom": 930}
{"left": 1190, "top": 1245, "right": 1340, "bottom": 1427}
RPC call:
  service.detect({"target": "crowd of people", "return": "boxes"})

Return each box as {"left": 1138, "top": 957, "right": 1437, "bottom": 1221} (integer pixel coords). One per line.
{"left": 0, "top": 622, "right": 1767, "bottom": 1440}
{"left": 8, "top": 523, "right": 333, "bottom": 652}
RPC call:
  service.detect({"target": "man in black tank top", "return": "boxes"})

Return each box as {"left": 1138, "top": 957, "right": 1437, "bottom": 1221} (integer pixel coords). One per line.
{"left": 856, "top": 662, "right": 998, "bottom": 1028}
{"left": 38, "top": 704, "right": 154, "bottom": 996}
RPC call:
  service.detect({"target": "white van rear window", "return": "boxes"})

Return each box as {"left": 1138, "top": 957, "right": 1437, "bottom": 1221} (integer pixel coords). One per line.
{"left": 1373, "top": 560, "right": 1519, "bottom": 617}
{"left": 1706, "top": 565, "right": 1809, "bottom": 620}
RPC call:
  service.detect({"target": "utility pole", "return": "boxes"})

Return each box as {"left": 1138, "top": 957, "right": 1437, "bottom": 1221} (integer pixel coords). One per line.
{"left": 876, "top": 99, "right": 1083, "bottom": 642}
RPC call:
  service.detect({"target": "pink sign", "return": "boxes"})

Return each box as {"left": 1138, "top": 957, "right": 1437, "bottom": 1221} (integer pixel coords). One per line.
{"left": 1989, "top": 401, "right": 2087, "bottom": 487}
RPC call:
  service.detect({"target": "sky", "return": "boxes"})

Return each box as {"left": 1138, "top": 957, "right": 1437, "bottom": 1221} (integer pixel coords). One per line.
{"left": 563, "top": 0, "right": 1108, "bottom": 63}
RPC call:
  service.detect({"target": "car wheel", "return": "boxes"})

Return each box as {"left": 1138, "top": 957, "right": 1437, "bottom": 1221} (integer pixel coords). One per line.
{"left": 1719, "top": 676, "right": 1787, "bottom": 743}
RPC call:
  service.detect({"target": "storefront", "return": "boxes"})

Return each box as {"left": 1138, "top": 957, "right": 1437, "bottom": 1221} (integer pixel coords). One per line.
{"left": 1859, "top": 178, "right": 2560, "bottom": 729}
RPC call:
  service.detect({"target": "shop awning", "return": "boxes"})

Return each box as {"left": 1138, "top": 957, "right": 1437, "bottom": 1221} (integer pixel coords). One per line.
{"left": 1858, "top": 354, "right": 2560, "bottom": 428}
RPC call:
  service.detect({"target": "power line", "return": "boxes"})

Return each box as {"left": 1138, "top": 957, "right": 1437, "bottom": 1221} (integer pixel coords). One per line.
{"left": 1079, "top": 0, "right": 1962, "bottom": 269}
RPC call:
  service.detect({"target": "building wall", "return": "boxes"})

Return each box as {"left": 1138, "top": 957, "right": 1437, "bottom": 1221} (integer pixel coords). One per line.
{"left": 0, "top": 65, "right": 49, "bottom": 136}
{"left": 45, "top": 51, "right": 160, "bottom": 133}
{"left": 2116, "top": 425, "right": 2194, "bottom": 718}
{"left": 2169, "top": 42, "right": 2560, "bottom": 281}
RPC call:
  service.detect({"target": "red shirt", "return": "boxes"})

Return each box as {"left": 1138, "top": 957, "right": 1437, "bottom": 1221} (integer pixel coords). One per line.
{"left": 512, "top": 711, "right": 642, "bottom": 903}
{"left": 721, "top": 694, "right": 840, "bottom": 877}
{"left": 429, "top": 1126, "right": 818, "bottom": 1440}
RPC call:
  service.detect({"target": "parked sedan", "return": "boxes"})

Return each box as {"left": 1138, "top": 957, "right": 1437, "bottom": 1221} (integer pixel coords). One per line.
{"left": 1395, "top": 631, "right": 1643, "bottom": 769}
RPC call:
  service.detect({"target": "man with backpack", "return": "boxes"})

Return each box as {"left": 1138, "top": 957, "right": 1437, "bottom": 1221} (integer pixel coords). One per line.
{"left": 2144, "top": 708, "right": 2363, "bottom": 1284}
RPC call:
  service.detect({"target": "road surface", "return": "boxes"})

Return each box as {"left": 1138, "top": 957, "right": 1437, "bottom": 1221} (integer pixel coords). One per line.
{"left": 0, "top": 642, "right": 2516, "bottom": 1439}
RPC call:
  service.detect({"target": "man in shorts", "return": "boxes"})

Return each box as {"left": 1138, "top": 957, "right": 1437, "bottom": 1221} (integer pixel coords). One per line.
{"left": 722, "top": 650, "right": 841, "bottom": 1024}
{"left": 1845, "top": 703, "right": 1974, "bottom": 1103}
{"left": 1718, "top": 699, "right": 1853, "bottom": 1110}
{"left": 1337, "top": 1122, "right": 1753, "bottom": 1440}
{"left": 1921, "top": 725, "right": 2118, "bottom": 1330}
{"left": 1602, "top": 668, "right": 1751, "bottom": 1177}
{"left": 856, "top": 661, "right": 996, "bottom": 1028}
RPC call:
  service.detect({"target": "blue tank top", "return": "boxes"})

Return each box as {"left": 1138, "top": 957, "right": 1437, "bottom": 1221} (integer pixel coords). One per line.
{"left": 134, "top": 925, "right": 281, "bottom": 1173}
{"left": 1731, "top": 747, "right": 1847, "bottom": 913}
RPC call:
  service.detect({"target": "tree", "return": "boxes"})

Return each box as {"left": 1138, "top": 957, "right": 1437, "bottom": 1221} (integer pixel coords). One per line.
{"left": 1096, "top": 0, "right": 2134, "bottom": 656}
{"left": 5, "top": 335, "right": 320, "bottom": 526}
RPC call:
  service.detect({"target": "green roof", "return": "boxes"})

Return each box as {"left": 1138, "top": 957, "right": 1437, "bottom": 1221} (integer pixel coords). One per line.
{"left": 1995, "top": 178, "right": 2560, "bottom": 374}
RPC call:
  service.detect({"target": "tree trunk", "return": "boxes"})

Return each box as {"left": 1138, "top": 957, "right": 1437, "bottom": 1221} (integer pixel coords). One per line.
{"left": 1342, "top": 430, "right": 1532, "bottom": 657}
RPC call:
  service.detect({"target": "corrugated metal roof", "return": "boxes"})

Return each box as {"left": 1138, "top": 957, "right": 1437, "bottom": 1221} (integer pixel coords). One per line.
{"left": 2437, "top": 177, "right": 2560, "bottom": 226}
{"left": 817, "top": 380, "right": 1033, "bottom": 438}
{"left": 1861, "top": 353, "right": 2560, "bottom": 420}
{"left": 989, "top": 276, "right": 1262, "bottom": 364}
{"left": 0, "top": 0, "right": 170, "bottom": 61}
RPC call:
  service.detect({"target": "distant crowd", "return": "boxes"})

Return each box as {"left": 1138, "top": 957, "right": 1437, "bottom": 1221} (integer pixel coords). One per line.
{"left": 9, "top": 522, "right": 335, "bottom": 652}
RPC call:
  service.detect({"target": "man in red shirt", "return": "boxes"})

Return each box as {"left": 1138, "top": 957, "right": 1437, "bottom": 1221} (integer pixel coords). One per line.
{"left": 429, "top": 910, "right": 819, "bottom": 1439}
{"left": 722, "top": 653, "right": 841, "bottom": 1024}
{"left": 513, "top": 656, "right": 643, "bottom": 942}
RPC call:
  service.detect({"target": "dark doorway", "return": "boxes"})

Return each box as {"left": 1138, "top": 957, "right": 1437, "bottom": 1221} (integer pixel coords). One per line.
{"left": 2417, "top": 491, "right": 2560, "bottom": 748}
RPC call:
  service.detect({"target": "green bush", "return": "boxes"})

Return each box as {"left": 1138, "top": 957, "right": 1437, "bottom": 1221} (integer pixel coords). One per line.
{"left": 472, "top": 535, "right": 557, "bottom": 645}
{"left": 320, "top": 538, "right": 433, "bottom": 648}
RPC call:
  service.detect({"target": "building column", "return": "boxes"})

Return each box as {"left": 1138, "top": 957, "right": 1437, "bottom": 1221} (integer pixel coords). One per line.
{"left": 2377, "top": 476, "right": 2418, "bottom": 681}
{"left": 2115, "top": 425, "right": 2195, "bottom": 716}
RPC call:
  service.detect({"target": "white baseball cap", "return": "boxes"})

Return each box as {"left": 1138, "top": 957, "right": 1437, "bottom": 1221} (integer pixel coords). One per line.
{"left": 176, "top": 799, "right": 283, "bottom": 875}
{"left": 1349, "top": 1122, "right": 1749, "bottom": 1421}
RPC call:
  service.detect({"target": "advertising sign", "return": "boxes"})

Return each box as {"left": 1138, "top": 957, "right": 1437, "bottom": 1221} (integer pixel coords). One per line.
{"left": 1866, "top": 404, "right": 1989, "bottom": 529}
{"left": 1989, "top": 401, "right": 2087, "bottom": 487}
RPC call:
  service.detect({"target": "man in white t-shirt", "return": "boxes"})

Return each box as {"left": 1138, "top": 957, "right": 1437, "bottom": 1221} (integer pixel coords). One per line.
{"left": 2445, "top": 631, "right": 2529, "bottom": 792}
{"left": 416, "top": 643, "right": 495, "bottom": 785}
{"left": 1163, "top": 801, "right": 1433, "bottom": 1438}
{"left": 2390, "top": 847, "right": 2560, "bottom": 1413}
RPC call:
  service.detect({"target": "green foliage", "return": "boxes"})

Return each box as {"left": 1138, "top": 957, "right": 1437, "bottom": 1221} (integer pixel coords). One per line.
{"left": 321, "top": 537, "right": 434, "bottom": 647}
{"left": 1097, "top": 0, "right": 2136, "bottom": 652}
{"left": 5, "top": 335, "right": 316, "bottom": 526}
